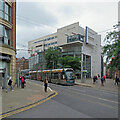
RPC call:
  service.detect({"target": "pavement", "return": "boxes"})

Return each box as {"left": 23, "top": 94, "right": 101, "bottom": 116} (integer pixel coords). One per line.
{"left": 75, "top": 78, "right": 119, "bottom": 92}
{"left": 1, "top": 78, "right": 118, "bottom": 118}
{"left": 2, "top": 80, "right": 55, "bottom": 116}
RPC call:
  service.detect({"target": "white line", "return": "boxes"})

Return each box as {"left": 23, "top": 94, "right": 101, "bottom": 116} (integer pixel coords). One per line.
{"left": 48, "top": 87, "right": 53, "bottom": 91}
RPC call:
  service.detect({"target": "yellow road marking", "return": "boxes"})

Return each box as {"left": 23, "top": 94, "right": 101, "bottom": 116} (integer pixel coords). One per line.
{"left": 0, "top": 90, "right": 58, "bottom": 119}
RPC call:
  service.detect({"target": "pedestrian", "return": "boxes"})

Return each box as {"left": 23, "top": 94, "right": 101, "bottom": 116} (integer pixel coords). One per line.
{"left": 8, "top": 76, "right": 14, "bottom": 91}
{"left": 95, "top": 75, "right": 98, "bottom": 83}
{"left": 98, "top": 74, "right": 100, "bottom": 83}
{"left": 93, "top": 76, "right": 96, "bottom": 84}
{"left": 21, "top": 75, "right": 25, "bottom": 88}
{"left": 19, "top": 75, "right": 22, "bottom": 87}
{"left": 44, "top": 77, "right": 48, "bottom": 92}
{"left": 93, "top": 75, "right": 97, "bottom": 84}
{"left": 115, "top": 76, "right": 119, "bottom": 86}
{"left": 98, "top": 74, "right": 100, "bottom": 79}
{"left": 103, "top": 75, "right": 106, "bottom": 82}
{"left": 100, "top": 76, "right": 104, "bottom": 86}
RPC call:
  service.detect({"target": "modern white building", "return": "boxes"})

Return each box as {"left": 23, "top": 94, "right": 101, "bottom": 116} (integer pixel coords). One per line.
{"left": 28, "top": 22, "right": 101, "bottom": 78}
{"left": 118, "top": 1, "right": 120, "bottom": 31}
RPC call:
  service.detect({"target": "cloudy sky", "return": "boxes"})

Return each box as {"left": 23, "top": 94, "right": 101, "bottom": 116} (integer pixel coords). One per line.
{"left": 16, "top": 0, "right": 119, "bottom": 58}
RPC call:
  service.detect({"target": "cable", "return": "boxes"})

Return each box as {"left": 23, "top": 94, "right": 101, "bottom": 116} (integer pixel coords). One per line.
{"left": 16, "top": 14, "right": 117, "bottom": 34}
{"left": 16, "top": 15, "right": 57, "bottom": 29}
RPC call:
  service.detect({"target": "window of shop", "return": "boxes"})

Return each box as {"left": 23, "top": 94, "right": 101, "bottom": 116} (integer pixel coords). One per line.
{"left": 0, "top": 24, "right": 11, "bottom": 45}
{"left": 0, "top": 0, "right": 11, "bottom": 22}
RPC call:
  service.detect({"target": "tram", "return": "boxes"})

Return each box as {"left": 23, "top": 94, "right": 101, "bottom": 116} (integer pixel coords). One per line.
{"left": 29, "top": 68, "right": 75, "bottom": 85}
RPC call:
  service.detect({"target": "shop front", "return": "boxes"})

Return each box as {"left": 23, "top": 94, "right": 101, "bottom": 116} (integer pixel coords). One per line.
{"left": 0, "top": 54, "right": 10, "bottom": 89}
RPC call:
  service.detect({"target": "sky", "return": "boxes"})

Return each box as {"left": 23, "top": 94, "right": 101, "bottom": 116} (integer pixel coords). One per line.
{"left": 16, "top": 0, "right": 119, "bottom": 58}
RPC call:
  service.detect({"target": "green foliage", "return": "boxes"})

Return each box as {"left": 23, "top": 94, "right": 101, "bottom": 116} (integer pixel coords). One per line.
{"left": 102, "top": 31, "right": 120, "bottom": 69}
{"left": 45, "top": 47, "right": 61, "bottom": 69}
{"left": 45, "top": 47, "right": 81, "bottom": 70}
{"left": 58, "top": 56, "right": 81, "bottom": 70}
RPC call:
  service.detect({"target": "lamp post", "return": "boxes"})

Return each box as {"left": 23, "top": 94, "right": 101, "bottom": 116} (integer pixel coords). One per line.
{"left": 81, "top": 45, "right": 83, "bottom": 83}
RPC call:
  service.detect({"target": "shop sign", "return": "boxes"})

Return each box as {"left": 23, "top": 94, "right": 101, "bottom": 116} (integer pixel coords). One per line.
{"left": 0, "top": 55, "right": 10, "bottom": 61}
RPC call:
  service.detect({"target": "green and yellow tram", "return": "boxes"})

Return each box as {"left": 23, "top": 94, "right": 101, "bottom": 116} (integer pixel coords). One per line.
{"left": 29, "top": 68, "right": 75, "bottom": 85}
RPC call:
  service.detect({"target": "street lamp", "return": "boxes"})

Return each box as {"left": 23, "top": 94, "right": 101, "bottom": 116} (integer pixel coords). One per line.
{"left": 81, "top": 45, "right": 83, "bottom": 82}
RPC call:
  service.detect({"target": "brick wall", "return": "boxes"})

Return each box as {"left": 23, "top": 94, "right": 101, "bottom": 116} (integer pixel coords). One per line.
{"left": 11, "top": 2, "right": 16, "bottom": 50}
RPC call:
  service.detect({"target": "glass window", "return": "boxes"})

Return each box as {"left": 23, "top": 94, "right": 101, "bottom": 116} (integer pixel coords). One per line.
{"left": 4, "top": 37, "right": 8, "bottom": 44}
{"left": 0, "top": 2, "right": 11, "bottom": 22}
{"left": 0, "top": 11, "right": 4, "bottom": 18}
{"left": 8, "top": 5, "right": 11, "bottom": 16}
{"left": 0, "top": 24, "right": 4, "bottom": 36}
{"left": 8, "top": 39, "right": 10, "bottom": 45}
{"left": 0, "top": 0, "right": 4, "bottom": 11}
{"left": 0, "top": 25, "right": 11, "bottom": 45}
{"left": 5, "top": 28, "right": 10, "bottom": 38}
{"left": 5, "top": 14, "right": 8, "bottom": 21}
{"left": 5, "top": 3, "right": 8, "bottom": 14}
{"left": 0, "top": 36, "right": 4, "bottom": 44}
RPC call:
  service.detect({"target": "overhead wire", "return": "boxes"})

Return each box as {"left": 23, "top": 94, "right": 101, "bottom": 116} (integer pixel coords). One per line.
{"left": 15, "top": 14, "right": 118, "bottom": 52}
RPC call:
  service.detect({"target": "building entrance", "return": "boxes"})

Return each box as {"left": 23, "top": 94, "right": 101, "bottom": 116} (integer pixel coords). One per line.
{"left": 0, "top": 68, "right": 7, "bottom": 89}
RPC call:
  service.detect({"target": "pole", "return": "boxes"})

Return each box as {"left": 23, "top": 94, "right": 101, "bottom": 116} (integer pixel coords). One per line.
{"left": 81, "top": 45, "right": 83, "bottom": 83}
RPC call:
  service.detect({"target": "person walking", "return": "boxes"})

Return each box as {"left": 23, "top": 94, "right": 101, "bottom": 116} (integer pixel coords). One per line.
{"left": 21, "top": 75, "right": 25, "bottom": 88}
{"left": 93, "top": 75, "right": 97, "bottom": 84}
{"left": 19, "top": 75, "right": 22, "bottom": 87}
{"left": 95, "top": 75, "right": 98, "bottom": 83}
{"left": 100, "top": 76, "right": 104, "bottom": 86}
{"left": 8, "top": 77, "right": 14, "bottom": 91}
{"left": 44, "top": 77, "right": 48, "bottom": 92}
{"left": 98, "top": 74, "right": 100, "bottom": 84}
{"left": 115, "top": 75, "right": 119, "bottom": 86}
{"left": 103, "top": 75, "right": 106, "bottom": 82}
{"left": 93, "top": 76, "right": 96, "bottom": 84}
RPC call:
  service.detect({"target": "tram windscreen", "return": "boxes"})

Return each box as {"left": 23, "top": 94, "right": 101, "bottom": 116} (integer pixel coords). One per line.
{"left": 66, "top": 70, "right": 74, "bottom": 80}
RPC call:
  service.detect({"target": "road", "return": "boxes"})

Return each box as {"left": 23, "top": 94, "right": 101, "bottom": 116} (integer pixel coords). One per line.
{"left": 8, "top": 80, "right": 118, "bottom": 118}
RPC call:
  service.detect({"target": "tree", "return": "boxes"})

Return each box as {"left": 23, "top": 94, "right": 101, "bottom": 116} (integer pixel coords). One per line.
{"left": 58, "top": 56, "right": 81, "bottom": 70}
{"left": 102, "top": 30, "right": 120, "bottom": 69}
{"left": 45, "top": 47, "right": 61, "bottom": 69}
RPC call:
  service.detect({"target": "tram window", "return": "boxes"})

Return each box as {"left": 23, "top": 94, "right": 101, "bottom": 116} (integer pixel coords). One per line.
{"left": 61, "top": 72, "right": 65, "bottom": 79}
{"left": 54, "top": 73, "right": 58, "bottom": 79}
{"left": 38, "top": 73, "right": 41, "bottom": 77}
{"left": 52, "top": 73, "right": 54, "bottom": 79}
{"left": 58, "top": 73, "right": 61, "bottom": 79}
{"left": 63, "top": 74, "right": 65, "bottom": 79}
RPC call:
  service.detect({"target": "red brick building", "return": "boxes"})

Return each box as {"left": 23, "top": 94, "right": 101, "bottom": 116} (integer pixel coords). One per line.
{"left": 0, "top": 1, "right": 16, "bottom": 88}
{"left": 16, "top": 57, "right": 29, "bottom": 72}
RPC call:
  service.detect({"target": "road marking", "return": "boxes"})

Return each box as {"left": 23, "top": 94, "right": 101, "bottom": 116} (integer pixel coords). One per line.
{"left": 48, "top": 87, "right": 53, "bottom": 91}
{"left": 52, "top": 85, "right": 118, "bottom": 104}
{"left": 28, "top": 80, "right": 118, "bottom": 109}
{"left": 0, "top": 91, "right": 58, "bottom": 119}
{"left": 28, "top": 81, "right": 53, "bottom": 92}
{"left": 82, "top": 97, "right": 118, "bottom": 110}
{"left": 74, "top": 91, "right": 118, "bottom": 104}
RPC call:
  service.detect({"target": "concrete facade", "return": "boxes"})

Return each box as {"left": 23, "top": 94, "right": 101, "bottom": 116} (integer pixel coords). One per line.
{"left": 28, "top": 33, "right": 57, "bottom": 54}
{"left": 0, "top": 1, "right": 16, "bottom": 88}
{"left": 118, "top": 1, "right": 120, "bottom": 31}
{"left": 28, "top": 22, "right": 101, "bottom": 78}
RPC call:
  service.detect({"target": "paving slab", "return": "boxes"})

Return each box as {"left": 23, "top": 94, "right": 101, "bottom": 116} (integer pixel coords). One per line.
{"left": 75, "top": 78, "right": 118, "bottom": 92}
{"left": 2, "top": 80, "right": 54, "bottom": 114}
